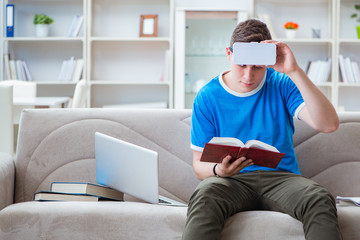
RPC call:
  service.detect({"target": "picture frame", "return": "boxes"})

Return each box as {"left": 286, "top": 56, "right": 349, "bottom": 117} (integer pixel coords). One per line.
{"left": 140, "top": 14, "right": 158, "bottom": 37}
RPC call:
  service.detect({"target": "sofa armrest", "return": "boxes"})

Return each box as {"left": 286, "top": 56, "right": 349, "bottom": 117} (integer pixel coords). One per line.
{"left": 0, "top": 152, "right": 15, "bottom": 210}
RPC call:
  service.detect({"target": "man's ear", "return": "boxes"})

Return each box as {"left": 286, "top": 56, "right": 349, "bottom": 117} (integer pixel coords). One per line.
{"left": 226, "top": 47, "right": 231, "bottom": 56}
{"left": 226, "top": 47, "right": 232, "bottom": 61}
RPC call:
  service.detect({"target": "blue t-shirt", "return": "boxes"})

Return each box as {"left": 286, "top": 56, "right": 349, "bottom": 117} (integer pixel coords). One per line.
{"left": 191, "top": 68, "right": 305, "bottom": 174}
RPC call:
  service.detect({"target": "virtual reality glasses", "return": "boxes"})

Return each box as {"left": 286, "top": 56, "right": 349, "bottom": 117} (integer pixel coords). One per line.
{"left": 231, "top": 42, "right": 276, "bottom": 66}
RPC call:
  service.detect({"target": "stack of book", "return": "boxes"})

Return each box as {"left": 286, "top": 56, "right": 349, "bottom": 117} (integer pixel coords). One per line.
{"left": 34, "top": 182, "right": 124, "bottom": 202}
{"left": 3, "top": 54, "right": 32, "bottom": 81}
{"left": 339, "top": 55, "right": 360, "bottom": 84}
{"left": 57, "top": 57, "right": 84, "bottom": 82}
{"left": 67, "top": 15, "right": 84, "bottom": 37}
{"left": 306, "top": 58, "right": 332, "bottom": 83}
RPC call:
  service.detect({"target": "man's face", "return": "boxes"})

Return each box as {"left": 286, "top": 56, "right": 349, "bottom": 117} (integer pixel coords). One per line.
{"left": 226, "top": 47, "right": 267, "bottom": 93}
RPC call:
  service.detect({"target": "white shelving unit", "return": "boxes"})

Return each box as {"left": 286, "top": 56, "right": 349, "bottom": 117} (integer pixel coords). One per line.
{"left": 251, "top": 0, "right": 336, "bottom": 107}
{"left": 174, "top": 0, "right": 360, "bottom": 111}
{"left": 337, "top": 0, "right": 360, "bottom": 111}
{"left": 2, "top": 0, "right": 360, "bottom": 110}
{"left": 0, "top": 0, "right": 87, "bottom": 98}
{"left": 250, "top": 0, "right": 360, "bottom": 112}
{"left": 87, "top": 0, "right": 174, "bottom": 108}
{"left": 1, "top": 0, "right": 173, "bottom": 108}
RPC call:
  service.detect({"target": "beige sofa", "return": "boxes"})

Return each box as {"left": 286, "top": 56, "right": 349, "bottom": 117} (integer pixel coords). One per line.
{"left": 0, "top": 109, "right": 360, "bottom": 240}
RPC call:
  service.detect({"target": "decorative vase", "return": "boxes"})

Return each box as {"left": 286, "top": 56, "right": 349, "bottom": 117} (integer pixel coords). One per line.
{"left": 35, "top": 24, "right": 49, "bottom": 37}
{"left": 357, "top": 26, "right": 360, "bottom": 39}
{"left": 285, "top": 29, "right": 297, "bottom": 39}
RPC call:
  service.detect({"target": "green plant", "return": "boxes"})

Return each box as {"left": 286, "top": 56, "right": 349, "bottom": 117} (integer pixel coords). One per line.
{"left": 33, "top": 14, "right": 54, "bottom": 25}
{"left": 351, "top": 4, "right": 360, "bottom": 22}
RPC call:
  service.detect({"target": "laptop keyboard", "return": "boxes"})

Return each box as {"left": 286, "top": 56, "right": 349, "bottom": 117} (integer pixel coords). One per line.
{"left": 159, "top": 198, "right": 171, "bottom": 204}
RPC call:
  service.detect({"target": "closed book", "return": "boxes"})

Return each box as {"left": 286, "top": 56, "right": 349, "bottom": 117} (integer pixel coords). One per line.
{"left": 200, "top": 137, "right": 285, "bottom": 169}
{"left": 51, "top": 182, "right": 124, "bottom": 201}
{"left": 72, "top": 59, "right": 84, "bottom": 82}
{"left": 4, "top": 54, "right": 11, "bottom": 80}
{"left": 6, "top": 4, "right": 14, "bottom": 37}
{"left": 34, "top": 191, "right": 102, "bottom": 202}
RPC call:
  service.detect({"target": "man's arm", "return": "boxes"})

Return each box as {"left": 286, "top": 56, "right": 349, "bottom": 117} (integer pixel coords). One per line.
{"left": 264, "top": 40, "right": 339, "bottom": 133}
{"left": 192, "top": 150, "right": 253, "bottom": 180}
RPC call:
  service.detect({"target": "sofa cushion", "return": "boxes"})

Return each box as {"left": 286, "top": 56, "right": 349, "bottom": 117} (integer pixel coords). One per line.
{"left": 1, "top": 201, "right": 359, "bottom": 240}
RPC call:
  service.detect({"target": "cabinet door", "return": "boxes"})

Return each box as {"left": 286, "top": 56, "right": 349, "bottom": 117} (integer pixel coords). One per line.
{"left": 175, "top": 10, "right": 247, "bottom": 109}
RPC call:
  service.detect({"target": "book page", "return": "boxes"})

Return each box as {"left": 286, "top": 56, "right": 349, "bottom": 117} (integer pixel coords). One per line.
{"left": 244, "top": 140, "right": 279, "bottom": 152}
{"left": 209, "top": 137, "right": 245, "bottom": 147}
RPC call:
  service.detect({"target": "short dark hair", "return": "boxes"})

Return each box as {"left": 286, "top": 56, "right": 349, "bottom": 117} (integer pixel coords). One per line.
{"left": 230, "top": 19, "right": 272, "bottom": 46}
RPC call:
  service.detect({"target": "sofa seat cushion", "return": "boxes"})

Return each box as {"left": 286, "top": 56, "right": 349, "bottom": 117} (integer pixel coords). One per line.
{"left": 0, "top": 201, "right": 359, "bottom": 240}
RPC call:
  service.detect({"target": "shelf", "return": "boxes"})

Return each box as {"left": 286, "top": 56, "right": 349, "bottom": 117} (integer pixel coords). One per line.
{"left": 339, "top": 39, "right": 360, "bottom": 44}
{"left": 90, "top": 81, "right": 170, "bottom": 86}
{"left": 36, "top": 82, "right": 77, "bottom": 85}
{"left": 89, "top": 37, "right": 171, "bottom": 42}
{"left": 4, "top": 37, "right": 84, "bottom": 42}
{"left": 186, "top": 54, "right": 227, "bottom": 57}
{"left": 315, "top": 82, "right": 333, "bottom": 87}
{"left": 276, "top": 38, "right": 333, "bottom": 44}
{"left": 338, "top": 83, "right": 360, "bottom": 87}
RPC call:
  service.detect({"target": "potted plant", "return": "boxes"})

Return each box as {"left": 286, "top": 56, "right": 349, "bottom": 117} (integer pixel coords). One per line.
{"left": 284, "top": 21, "right": 299, "bottom": 39}
{"left": 350, "top": 4, "right": 360, "bottom": 39}
{"left": 33, "top": 14, "right": 54, "bottom": 37}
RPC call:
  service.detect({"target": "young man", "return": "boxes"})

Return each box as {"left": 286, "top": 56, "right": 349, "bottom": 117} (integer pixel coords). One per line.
{"left": 183, "top": 19, "right": 342, "bottom": 240}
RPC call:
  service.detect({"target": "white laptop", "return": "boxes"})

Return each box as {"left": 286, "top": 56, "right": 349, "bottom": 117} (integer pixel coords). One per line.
{"left": 95, "top": 132, "right": 186, "bottom": 206}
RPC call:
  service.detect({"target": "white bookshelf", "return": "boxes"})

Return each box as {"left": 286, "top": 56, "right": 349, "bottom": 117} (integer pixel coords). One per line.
{"left": 174, "top": 0, "right": 360, "bottom": 111}
{"left": 87, "top": 0, "right": 174, "bottom": 108}
{"left": 251, "top": 0, "right": 360, "bottom": 111}
{"left": 252, "top": 0, "right": 337, "bottom": 108}
{"left": 337, "top": 0, "right": 360, "bottom": 111}
{"left": 1, "top": 0, "right": 87, "bottom": 98}
{"left": 2, "top": 0, "right": 360, "bottom": 111}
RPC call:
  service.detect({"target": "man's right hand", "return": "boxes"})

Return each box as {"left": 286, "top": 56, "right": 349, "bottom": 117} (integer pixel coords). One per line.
{"left": 215, "top": 155, "right": 253, "bottom": 177}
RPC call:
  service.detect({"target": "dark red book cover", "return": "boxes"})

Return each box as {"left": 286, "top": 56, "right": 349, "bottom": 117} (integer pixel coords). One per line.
{"left": 200, "top": 143, "right": 285, "bottom": 169}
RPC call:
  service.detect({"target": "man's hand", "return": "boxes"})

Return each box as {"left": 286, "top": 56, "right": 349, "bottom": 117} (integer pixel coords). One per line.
{"left": 215, "top": 155, "right": 253, "bottom": 177}
{"left": 192, "top": 150, "right": 253, "bottom": 180}
{"left": 262, "top": 40, "right": 339, "bottom": 133}
{"left": 262, "top": 40, "right": 299, "bottom": 75}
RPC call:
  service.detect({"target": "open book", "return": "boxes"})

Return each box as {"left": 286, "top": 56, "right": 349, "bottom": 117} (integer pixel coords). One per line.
{"left": 200, "top": 137, "right": 285, "bottom": 169}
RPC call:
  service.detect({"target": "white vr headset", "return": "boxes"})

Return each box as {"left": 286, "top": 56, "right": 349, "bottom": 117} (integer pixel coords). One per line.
{"left": 232, "top": 42, "right": 276, "bottom": 66}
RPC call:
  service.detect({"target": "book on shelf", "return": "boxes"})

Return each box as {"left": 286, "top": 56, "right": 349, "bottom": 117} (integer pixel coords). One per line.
{"left": 344, "top": 57, "right": 355, "bottom": 83}
{"left": 57, "top": 57, "right": 83, "bottom": 82}
{"left": 67, "top": 15, "right": 84, "bottom": 37}
{"left": 6, "top": 4, "right": 14, "bottom": 37}
{"left": 4, "top": 55, "right": 33, "bottom": 81}
{"left": 72, "top": 59, "right": 84, "bottom": 82}
{"left": 339, "top": 55, "right": 360, "bottom": 84}
{"left": 351, "top": 62, "right": 360, "bottom": 83}
{"left": 306, "top": 59, "right": 331, "bottom": 83}
{"left": 336, "top": 196, "right": 360, "bottom": 207}
{"left": 200, "top": 137, "right": 285, "bottom": 169}
{"left": 338, "top": 55, "right": 348, "bottom": 83}
{"left": 3, "top": 54, "right": 11, "bottom": 80}
{"left": 50, "top": 182, "right": 124, "bottom": 201}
